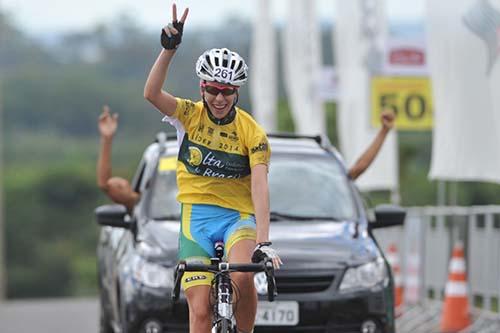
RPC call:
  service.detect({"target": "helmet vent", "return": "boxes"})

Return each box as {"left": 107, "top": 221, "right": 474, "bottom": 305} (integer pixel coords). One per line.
{"left": 235, "top": 61, "right": 243, "bottom": 73}
{"left": 205, "top": 55, "right": 213, "bottom": 70}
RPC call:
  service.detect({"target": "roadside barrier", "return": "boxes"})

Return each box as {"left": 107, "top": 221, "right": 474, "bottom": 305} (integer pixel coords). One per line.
{"left": 373, "top": 205, "right": 500, "bottom": 332}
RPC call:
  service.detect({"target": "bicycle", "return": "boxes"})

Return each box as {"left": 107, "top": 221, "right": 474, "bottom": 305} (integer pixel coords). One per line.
{"left": 172, "top": 241, "right": 278, "bottom": 333}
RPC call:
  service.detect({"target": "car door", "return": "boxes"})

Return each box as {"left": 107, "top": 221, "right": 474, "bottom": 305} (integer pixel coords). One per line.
{"left": 107, "top": 158, "right": 148, "bottom": 327}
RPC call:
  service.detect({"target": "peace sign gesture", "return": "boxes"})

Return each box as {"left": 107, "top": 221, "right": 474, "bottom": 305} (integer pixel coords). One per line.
{"left": 161, "top": 3, "right": 189, "bottom": 50}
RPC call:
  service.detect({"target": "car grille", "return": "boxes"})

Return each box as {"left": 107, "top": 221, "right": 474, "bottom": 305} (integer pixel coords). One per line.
{"left": 275, "top": 269, "right": 337, "bottom": 293}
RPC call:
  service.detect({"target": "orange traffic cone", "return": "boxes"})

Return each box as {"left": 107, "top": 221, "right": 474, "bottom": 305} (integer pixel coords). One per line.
{"left": 440, "top": 242, "right": 471, "bottom": 332}
{"left": 387, "top": 243, "right": 404, "bottom": 317}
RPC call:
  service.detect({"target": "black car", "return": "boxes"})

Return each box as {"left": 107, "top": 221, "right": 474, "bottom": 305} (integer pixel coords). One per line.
{"left": 96, "top": 133, "right": 405, "bottom": 333}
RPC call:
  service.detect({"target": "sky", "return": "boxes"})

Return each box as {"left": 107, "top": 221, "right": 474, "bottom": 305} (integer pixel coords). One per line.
{"left": 1, "top": 0, "right": 425, "bottom": 35}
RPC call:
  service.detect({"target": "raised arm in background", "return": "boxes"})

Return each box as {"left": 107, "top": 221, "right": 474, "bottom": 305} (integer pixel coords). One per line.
{"left": 97, "top": 106, "right": 139, "bottom": 211}
{"left": 348, "top": 110, "right": 396, "bottom": 180}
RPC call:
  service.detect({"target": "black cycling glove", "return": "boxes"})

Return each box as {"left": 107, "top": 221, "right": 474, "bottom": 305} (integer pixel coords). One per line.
{"left": 161, "top": 20, "right": 184, "bottom": 50}
{"left": 252, "top": 242, "right": 280, "bottom": 264}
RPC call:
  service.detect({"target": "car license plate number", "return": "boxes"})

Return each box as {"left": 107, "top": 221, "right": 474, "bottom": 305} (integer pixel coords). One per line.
{"left": 255, "top": 301, "right": 299, "bottom": 326}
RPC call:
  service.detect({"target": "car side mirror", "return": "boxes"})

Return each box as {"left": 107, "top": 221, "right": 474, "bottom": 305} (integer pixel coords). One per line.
{"left": 369, "top": 204, "right": 406, "bottom": 230}
{"left": 95, "top": 204, "right": 133, "bottom": 230}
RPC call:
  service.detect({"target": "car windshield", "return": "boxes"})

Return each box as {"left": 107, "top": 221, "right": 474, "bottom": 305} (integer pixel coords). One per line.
{"left": 149, "top": 164, "right": 181, "bottom": 220}
{"left": 149, "top": 153, "right": 356, "bottom": 221}
{"left": 269, "top": 154, "right": 356, "bottom": 221}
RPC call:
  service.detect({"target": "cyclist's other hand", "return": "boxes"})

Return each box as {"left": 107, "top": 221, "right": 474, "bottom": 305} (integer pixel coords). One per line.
{"left": 161, "top": 3, "right": 189, "bottom": 50}
{"left": 98, "top": 105, "right": 118, "bottom": 138}
{"left": 381, "top": 108, "right": 395, "bottom": 130}
{"left": 252, "top": 242, "right": 283, "bottom": 270}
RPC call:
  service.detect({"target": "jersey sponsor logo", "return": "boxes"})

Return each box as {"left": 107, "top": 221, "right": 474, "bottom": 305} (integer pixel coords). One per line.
{"left": 179, "top": 135, "right": 251, "bottom": 179}
{"left": 251, "top": 141, "right": 269, "bottom": 154}
{"left": 229, "top": 131, "right": 238, "bottom": 142}
{"left": 185, "top": 275, "right": 207, "bottom": 283}
{"left": 218, "top": 131, "right": 239, "bottom": 142}
{"left": 183, "top": 100, "right": 196, "bottom": 117}
{"left": 188, "top": 147, "right": 203, "bottom": 167}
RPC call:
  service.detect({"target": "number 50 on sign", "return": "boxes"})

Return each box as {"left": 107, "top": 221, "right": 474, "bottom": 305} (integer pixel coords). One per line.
{"left": 371, "top": 77, "right": 433, "bottom": 130}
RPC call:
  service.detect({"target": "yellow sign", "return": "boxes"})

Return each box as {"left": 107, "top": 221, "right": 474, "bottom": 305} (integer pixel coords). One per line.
{"left": 371, "top": 77, "right": 433, "bottom": 130}
{"left": 158, "top": 156, "right": 177, "bottom": 171}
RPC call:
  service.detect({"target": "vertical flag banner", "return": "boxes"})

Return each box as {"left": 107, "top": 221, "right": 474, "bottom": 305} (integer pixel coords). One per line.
{"left": 250, "top": 0, "right": 277, "bottom": 132}
{"left": 283, "top": 0, "right": 325, "bottom": 135}
{"left": 334, "top": 0, "right": 398, "bottom": 191}
{"left": 427, "top": 0, "right": 500, "bottom": 183}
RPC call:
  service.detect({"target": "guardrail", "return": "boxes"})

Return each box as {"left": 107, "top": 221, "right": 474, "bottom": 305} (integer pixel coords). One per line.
{"left": 373, "top": 205, "right": 500, "bottom": 331}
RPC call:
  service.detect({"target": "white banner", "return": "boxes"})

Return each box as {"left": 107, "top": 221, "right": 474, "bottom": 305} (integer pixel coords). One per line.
{"left": 250, "top": 0, "right": 277, "bottom": 132}
{"left": 334, "top": 0, "right": 398, "bottom": 191}
{"left": 282, "top": 0, "right": 325, "bottom": 135}
{"left": 427, "top": 0, "right": 500, "bottom": 183}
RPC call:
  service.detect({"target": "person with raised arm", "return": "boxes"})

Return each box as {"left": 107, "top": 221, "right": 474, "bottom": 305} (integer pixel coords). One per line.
{"left": 348, "top": 110, "right": 396, "bottom": 180}
{"left": 144, "top": 4, "right": 281, "bottom": 333}
{"left": 97, "top": 106, "right": 139, "bottom": 212}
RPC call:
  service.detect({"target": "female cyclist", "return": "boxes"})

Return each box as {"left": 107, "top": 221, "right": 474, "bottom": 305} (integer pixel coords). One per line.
{"left": 144, "top": 4, "right": 281, "bottom": 333}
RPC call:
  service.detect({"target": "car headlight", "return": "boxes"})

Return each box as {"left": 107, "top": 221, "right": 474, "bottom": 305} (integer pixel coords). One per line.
{"left": 137, "top": 240, "right": 164, "bottom": 258}
{"left": 131, "top": 242, "right": 174, "bottom": 288}
{"left": 131, "top": 257, "right": 174, "bottom": 288}
{"left": 339, "top": 258, "right": 387, "bottom": 291}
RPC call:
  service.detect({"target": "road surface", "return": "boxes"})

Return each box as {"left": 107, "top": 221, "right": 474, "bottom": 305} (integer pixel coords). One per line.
{"left": 0, "top": 298, "right": 98, "bottom": 333}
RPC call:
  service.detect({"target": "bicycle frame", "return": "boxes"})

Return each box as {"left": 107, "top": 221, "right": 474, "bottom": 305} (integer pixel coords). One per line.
{"left": 172, "top": 242, "right": 277, "bottom": 332}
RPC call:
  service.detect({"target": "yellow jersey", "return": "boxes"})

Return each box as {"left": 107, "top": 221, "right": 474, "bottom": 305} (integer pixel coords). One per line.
{"left": 165, "top": 98, "right": 271, "bottom": 214}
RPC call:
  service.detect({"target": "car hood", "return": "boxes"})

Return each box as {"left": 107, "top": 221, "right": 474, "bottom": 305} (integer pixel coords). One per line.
{"left": 140, "top": 219, "right": 380, "bottom": 268}
{"left": 269, "top": 220, "right": 380, "bottom": 269}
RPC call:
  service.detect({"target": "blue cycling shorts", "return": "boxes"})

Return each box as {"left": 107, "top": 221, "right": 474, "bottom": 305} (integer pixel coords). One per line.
{"left": 178, "top": 203, "right": 257, "bottom": 290}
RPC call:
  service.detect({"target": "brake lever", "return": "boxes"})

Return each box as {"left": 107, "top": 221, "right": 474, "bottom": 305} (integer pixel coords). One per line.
{"left": 171, "top": 261, "right": 186, "bottom": 302}
{"left": 264, "top": 259, "right": 278, "bottom": 302}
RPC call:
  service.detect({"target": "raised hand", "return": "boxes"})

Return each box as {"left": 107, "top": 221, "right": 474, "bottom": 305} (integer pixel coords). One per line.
{"left": 161, "top": 3, "right": 189, "bottom": 50}
{"left": 381, "top": 109, "right": 395, "bottom": 130}
{"left": 98, "top": 105, "right": 118, "bottom": 138}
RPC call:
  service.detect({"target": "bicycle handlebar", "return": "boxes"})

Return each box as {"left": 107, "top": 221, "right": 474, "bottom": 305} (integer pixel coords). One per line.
{"left": 171, "top": 258, "right": 277, "bottom": 302}
{"left": 183, "top": 262, "right": 267, "bottom": 272}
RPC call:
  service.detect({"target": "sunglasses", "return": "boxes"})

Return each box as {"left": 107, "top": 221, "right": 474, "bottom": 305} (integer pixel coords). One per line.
{"left": 202, "top": 83, "right": 238, "bottom": 96}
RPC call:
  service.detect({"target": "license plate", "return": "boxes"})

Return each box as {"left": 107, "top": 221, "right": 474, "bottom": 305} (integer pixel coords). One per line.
{"left": 255, "top": 301, "right": 299, "bottom": 326}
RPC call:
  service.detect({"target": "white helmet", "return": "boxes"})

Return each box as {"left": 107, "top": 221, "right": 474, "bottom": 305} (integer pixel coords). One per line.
{"left": 195, "top": 48, "right": 248, "bottom": 86}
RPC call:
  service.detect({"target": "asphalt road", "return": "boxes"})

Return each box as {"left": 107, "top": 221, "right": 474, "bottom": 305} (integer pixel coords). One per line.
{"left": 0, "top": 297, "right": 98, "bottom": 333}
